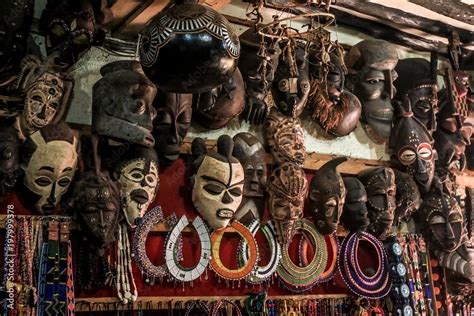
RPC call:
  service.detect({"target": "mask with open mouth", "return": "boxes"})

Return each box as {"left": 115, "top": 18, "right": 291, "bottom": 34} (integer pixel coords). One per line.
{"left": 191, "top": 135, "right": 244, "bottom": 230}
{"left": 307, "top": 157, "right": 347, "bottom": 235}
{"left": 113, "top": 145, "right": 159, "bottom": 227}
{"left": 358, "top": 167, "right": 396, "bottom": 240}
{"left": 341, "top": 177, "right": 370, "bottom": 233}
{"left": 0, "top": 120, "right": 20, "bottom": 200}
{"left": 345, "top": 39, "right": 399, "bottom": 142}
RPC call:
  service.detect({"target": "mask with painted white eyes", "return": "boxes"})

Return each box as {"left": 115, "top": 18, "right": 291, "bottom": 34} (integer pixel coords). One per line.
{"left": 191, "top": 135, "right": 244, "bottom": 230}
{"left": 20, "top": 122, "right": 79, "bottom": 214}
{"left": 358, "top": 167, "right": 396, "bottom": 240}
{"left": 389, "top": 103, "right": 436, "bottom": 194}
{"left": 345, "top": 40, "right": 399, "bottom": 142}
{"left": 272, "top": 41, "right": 310, "bottom": 118}
{"left": 113, "top": 146, "right": 160, "bottom": 228}
{"left": 307, "top": 157, "right": 347, "bottom": 235}
{"left": 92, "top": 60, "right": 157, "bottom": 147}
{"left": 341, "top": 177, "right": 369, "bottom": 233}
{"left": 265, "top": 108, "right": 306, "bottom": 166}
{"left": 0, "top": 121, "right": 20, "bottom": 200}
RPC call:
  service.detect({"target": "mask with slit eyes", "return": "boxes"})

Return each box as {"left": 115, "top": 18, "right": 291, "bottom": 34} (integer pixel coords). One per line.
{"left": 358, "top": 167, "right": 396, "bottom": 240}
{"left": 307, "top": 157, "right": 347, "bottom": 235}
{"left": 267, "top": 162, "right": 308, "bottom": 245}
{"left": 73, "top": 170, "right": 120, "bottom": 252}
{"left": 265, "top": 108, "right": 306, "bottom": 166}
{"left": 345, "top": 40, "right": 399, "bottom": 142}
{"left": 272, "top": 41, "right": 310, "bottom": 118}
{"left": 341, "top": 177, "right": 369, "bottom": 233}
{"left": 191, "top": 135, "right": 244, "bottom": 230}
{"left": 389, "top": 104, "right": 436, "bottom": 194}
{"left": 152, "top": 89, "right": 192, "bottom": 165}
{"left": 113, "top": 146, "right": 160, "bottom": 228}
{"left": 92, "top": 60, "right": 157, "bottom": 148}
{"left": 419, "top": 187, "right": 465, "bottom": 253}
{"left": 0, "top": 121, "right": 20, "bottom": 200}
{"left": 20, "top": 123, "right": 79, "bottom": 214}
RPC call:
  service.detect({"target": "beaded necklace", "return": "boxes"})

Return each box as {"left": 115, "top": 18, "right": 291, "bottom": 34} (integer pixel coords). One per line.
{"left": 338, "top": 232, "right": 391, "bottom": 299}
{"left": 117, "top": 222, "right": 138, "bottom": 304}
{"left": 299, "top": 232, "right": 339, "bottom": 283}
{"left": 165, "top": 216, "right": 211, "bottom": 286}
{"left": 184, "top": 300, "right": 210, "bottom": 316}
{"left": 211, "top": 299, "right": 243, "bottom": 316}
{"left": 37, "top": 242, "right": 49, "bottom": 315}
{"left": 238, "top": 221, "right": 281, "bottom": 285}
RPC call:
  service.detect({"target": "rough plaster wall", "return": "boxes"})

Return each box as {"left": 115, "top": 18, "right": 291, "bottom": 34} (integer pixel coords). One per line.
{"left": 63, "top": 0, "right": 439, "bottom": 161}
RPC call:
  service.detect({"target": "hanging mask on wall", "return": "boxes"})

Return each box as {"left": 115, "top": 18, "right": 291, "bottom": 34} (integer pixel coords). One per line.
{"left": 0, "top": 120, "right": 20, "bottom": 200}
{"left": 16, "top": 55, "right": 74, "bottom": 138}
{"left": 152, "top": 89, "right": 192, "bottom": 165}
{"left": 394, "top": 55, "right": 439, "bottom": 133}
{"left": 393, "top": 170, "right": 420, "bottom": 226}
{"left": 272, "top": 41, "right": 310, "bottom": 118}
{"left": 419, "top": 185, "right": 465, "bottom": 253}
{"left": 113, "top": 146, "right": 160, "bottom": 228}
{"left": 358, "top": 167, "right": 396, "bottom": 240}
{"left": 92, "top": 60, "right": 157, "bottom": 148}
{"left": 345, "top": 39, "right": 399, "bottom": 142}
{"left": 73, "top": 170, "right": 121, "bottom": 252}
{"left": 139, "top": 0, "right": 240, "bottom": 93}
{"left": 20, "top": 122, "right": 79, "bottom": 214}
{"left": 193, "top": 68, "right": 245, "bottom": 129}
{"left": 307, "top": 157, "right": 347, "bottom": 235}
{"left": 232, "top": 132, "right": 267, "bottom": 223}
{"left": 267, "top": 162, "right": 308, "bottom": 245}
{"left": 389, "top": 103, "right": 437, "bottom": 194}
{"left": 340, "top": 177, "right": 369, "bottom": 233}
{"left": 309, "top": 52, "right": 362, "bottom": 137}
{"left": 191, "top": 135, "right": 244, "bottom": 230}
{"left": 265, "top": 108, "right": 306, "bottom": 166}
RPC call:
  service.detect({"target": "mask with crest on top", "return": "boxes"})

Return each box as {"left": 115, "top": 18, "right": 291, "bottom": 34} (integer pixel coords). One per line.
{"left": 191, "top": 135, "right": 244, "bottom": 230}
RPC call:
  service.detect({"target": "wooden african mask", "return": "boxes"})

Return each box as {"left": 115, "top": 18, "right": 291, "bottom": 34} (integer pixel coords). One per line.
{"left": 20, "top": 122, "right": 79, "bottom": 214}
{"left": 341, "top": 177, "right": 369, "bottom": 233}
{"left": 394, "top": 56, "right": 439, "bottom": 133}
{"left": 272, "top": 41, "right": 310, "bottom": 118}
{"left": 267, "top": 162, "right": 308, "bottom": 245}
{"left": 113, "top": 146, "right": 160, "bottom": 228}
{"left": 0, "top": 120, "right": 20, "bottom": 200}
{"left": 16, "top": 55, "right": 74, "bottom": 138}
{"left": 139, "top": 0, "right": 240, "bottom": 93}
{"left": 191, "top": 135, "right": 244, "bottom": 230}
{"left": 307, "top": 157, "right": 347, "bottom": 235}
{"left": 309, "top": 52, "right": 362, "bottom": 137}
{"left": 265, "top": 108, "right": 306, "bottom": 166}
{"left": 73, "top": 170, "right": 120, "bottom": 252}
{"left": 358, "top": 167, "right": 396, "bottom": 240}
{"left": 152, "top": 89, "right": 192, "bottom": 165}
{"left": 92, "top": 61, "right": 157, "bottom": 148}
{"left": 232, "top": 132, "right": 267, "bottom": 223}
{"left": 345, "top": 39, "right": 399, "bottom": 141}
{"left": 389, "top": 104, "right": 436, "bottom": 194}
{"left": 393, "top": 170, "right": 420, "bottom": 226}
{"left": 193, "top": 68, "right": 245, "bottom": 129}
{"left": 420, "top": 185, "right": 465, "bottom": 253}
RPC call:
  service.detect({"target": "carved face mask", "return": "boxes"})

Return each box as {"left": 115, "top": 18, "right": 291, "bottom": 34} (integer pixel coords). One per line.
{"left": 265, "top": 109, "right": 306, "bottom": 166}
{"left": 345, "top": 40, "right": 399, "bottom": 141}
{"left": 394, "top": 57, "right": 439, "bottom": 132}
{"left": 358, "top": 167, "right": 396, "bottom": 240}
{"left": 272, "top": 42, "right": 310, "bottom": 118}
{"left": 114, "top": 146, "right": 160, "bottom": 227}
{"left": 389, "top": 105, "right": 436, "bottom": 194}
{"left": 193, "top": 68, "right": 245, "bottom": 129}
{"left": 309, "top": 52, "right": 362, "bottom": 137}
{"left": 393, "top": 170, "right": 420, "bottom": 226}
{"left": 267, "top": 162, "right": 308, "bottom": 245}
{"left": 153, "top": 89, "right": 192, "bottom": 164}
{"left": 420, "top": 188, "right": 465, "bottom": 253}
{"left": 341, "top": 177, "right": 369, "bottom": 233}
{"left": 0, "top": 122, "right": 20, "bottom": 200}
{"left": 307, "top": 157, "right": 347, "bottom": 235}
{"left": 92, "top": 60, "right": 157, "bottom": 147}
{"left": 20, "top": 123, "right": 79, "bottom": 214}
{"left": 191, "top": 135, "right": 244, "bottom": 230}
{"left": 73, "top": 170, "right": 120, "bottom": 251}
